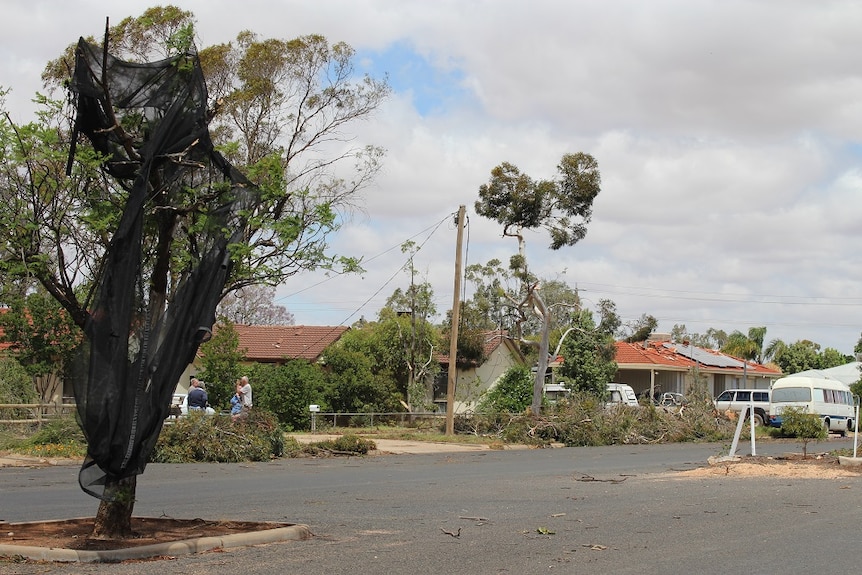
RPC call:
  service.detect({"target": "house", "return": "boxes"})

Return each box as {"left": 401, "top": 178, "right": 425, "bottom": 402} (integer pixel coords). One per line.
{"left": 434, "top": 330, "right": 527, "bottom": 414}
{"left": 177, "top": 324, "right": 350, "bottom": 394}
{"left": 613, "top": 336, "right": 782, "bottom": 399}
{"left": 784, "top": 361, "right": 862, "bottom": 386}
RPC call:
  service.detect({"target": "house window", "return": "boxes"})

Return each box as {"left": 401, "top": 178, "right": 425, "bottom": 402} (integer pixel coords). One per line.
{"left": 433, "top": 373, "right": 448, "bottom": 401}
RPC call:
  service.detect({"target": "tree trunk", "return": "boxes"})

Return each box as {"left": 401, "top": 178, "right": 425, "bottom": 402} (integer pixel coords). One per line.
{"left": 91, "top": 475, "right": 136, "bottom": 539}
{"left": 530, "top": 289, "right": 551, "bottom": 416}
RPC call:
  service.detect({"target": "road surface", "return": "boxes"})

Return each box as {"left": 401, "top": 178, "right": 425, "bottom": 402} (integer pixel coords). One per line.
{"left": 1, "top": 436, "right": 859, "bottom": 574}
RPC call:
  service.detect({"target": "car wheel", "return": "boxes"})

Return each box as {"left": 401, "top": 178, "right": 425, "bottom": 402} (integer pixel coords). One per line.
{"left": 752, "top": 412, "right": 765, "bottom": 427}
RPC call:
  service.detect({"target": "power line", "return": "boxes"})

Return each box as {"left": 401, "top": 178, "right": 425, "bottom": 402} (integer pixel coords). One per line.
{"left": 278, "top": 211, "right": 456, "bottom": 327}
{"left": 577, "top": 282, "right": 862, "bottom": 307}
{"left": 276, "top": 213, "right": 455, "bottom": 301}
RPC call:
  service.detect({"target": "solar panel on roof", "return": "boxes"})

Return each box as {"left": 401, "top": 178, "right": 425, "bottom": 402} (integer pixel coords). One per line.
{"left": 663, "top": 343, "right": 746, "bottom": 368}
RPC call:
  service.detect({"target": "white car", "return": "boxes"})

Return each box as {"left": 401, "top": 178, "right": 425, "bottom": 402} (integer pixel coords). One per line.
{"left": 169, "top": 393, "right": 215, "bottom": 417}
{"left": 714, "top": 389, "right": 770, "bottom": 426}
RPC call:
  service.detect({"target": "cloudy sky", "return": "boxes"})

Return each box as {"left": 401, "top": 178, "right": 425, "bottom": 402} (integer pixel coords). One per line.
{"left": 2, "top": 1, "right": 861, "bottom": 355}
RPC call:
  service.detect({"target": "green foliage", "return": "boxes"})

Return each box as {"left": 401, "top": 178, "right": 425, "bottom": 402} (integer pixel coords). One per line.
{"left": 722, "top": 327, "right": 765, "bottom": 362}
{"left": 322, "top": 347, "right": 400, "bottom": 413}
{"left": 558, "top": 311, "right": 617, "bottom": 396}
{"left": 26, "top": 417, "right": 86, "bottom": 445}
{"left": 0, "top": 291, "right": 81, "bottom": 401}
{"left": 778, "top": 406, "right": 827, "bottom": 456}
{"left": 475, "top": 152, "right": 601, "bottom": 251}
{"left": 774, "top": 340, "right": 828, "bottom": 374}
{"left": 0, "top": 356, "right": 37, "bottom": 404}
{"left": 250, "top": 361, "right": 325, "bottom": 431}
{"left": 197, "top": 320, "right": 245, "bottom": 409}
{"left": 373, "top": 301, "right": 442, "bottom": 402}
{"left": 151, "top": 409, "right": 284, "bottom": 463}
{"left": 478, "top": 365, "right": 534, "bottom": 413}
{"left": 623, "top": 314, "right": 658, "bottom": 343}
{"left": 323, "top": 329, "right": 405, "bottom": 413}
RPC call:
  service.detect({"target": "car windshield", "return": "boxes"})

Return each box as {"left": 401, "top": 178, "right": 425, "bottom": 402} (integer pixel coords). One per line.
{"left": 772, "top": 387, "right": 811, "bottom": 402}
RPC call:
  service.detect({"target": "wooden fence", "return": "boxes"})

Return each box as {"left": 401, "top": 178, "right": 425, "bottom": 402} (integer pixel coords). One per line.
{"left": 0, "top": 403, "right": 77, "bottom": 426}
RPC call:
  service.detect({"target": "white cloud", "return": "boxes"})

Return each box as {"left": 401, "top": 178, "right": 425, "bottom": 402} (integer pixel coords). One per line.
{"left": 2, "top": 0, "right": 861, "bottom": 354}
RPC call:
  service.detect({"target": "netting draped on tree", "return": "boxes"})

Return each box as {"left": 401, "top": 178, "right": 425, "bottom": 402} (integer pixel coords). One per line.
{"left": 68, "top": 37, "right": 258, "bottom": 500}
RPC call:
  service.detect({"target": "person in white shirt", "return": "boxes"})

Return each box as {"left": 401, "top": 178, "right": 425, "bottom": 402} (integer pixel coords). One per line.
{"left": 232, "top": 376, "right": 253, "bottom": 421}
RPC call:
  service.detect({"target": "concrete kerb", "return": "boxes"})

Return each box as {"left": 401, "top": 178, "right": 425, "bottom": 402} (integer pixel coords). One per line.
{"left": 0, "top": 518, "right": 311, "bottom": 563}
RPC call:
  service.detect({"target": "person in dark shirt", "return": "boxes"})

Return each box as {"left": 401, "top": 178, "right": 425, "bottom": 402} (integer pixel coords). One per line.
{"left": 187, "top": 378, "right": 208, "bottom": 411}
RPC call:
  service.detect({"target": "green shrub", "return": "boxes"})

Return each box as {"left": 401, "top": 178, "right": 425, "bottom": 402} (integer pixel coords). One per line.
{"left": 300, "top": 434, "right": 376, "bottom": 456}
{"left": 27, "top": 418, "right": 85, "bottom": 446}
{"left": 779, "top": 406, "right": 827, "bottom": 456}
{"left": 477, "top": 366, "right": 534, "bottom": 414}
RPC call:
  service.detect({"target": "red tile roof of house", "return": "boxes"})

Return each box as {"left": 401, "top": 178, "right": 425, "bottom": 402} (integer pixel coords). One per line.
{"left": 615, "top": 340, "right": 781, "bottom": 375}
{"left": 231, "top": 324, "right": 349, "bottom": 362}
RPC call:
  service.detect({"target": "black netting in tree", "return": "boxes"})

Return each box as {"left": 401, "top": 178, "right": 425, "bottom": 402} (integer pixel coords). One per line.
{"left": 68, "top": 37, "right": 257, "bottom": 500}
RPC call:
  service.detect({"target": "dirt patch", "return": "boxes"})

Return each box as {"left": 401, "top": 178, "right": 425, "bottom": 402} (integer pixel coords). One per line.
{"left": 677, "top": 453, "right": 862, "bottom": 479}
{"left": 0, "top": 517, "right": 289, "bottom": 552}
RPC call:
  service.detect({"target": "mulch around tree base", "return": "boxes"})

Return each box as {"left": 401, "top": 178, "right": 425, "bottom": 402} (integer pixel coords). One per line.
{"left": 1, "top": 517, "right": 304, "bottom": 552}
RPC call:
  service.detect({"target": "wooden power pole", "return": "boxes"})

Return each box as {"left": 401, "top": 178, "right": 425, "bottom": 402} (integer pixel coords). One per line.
{"left": 445, "top": 205, "right": 466, "bottom": 435}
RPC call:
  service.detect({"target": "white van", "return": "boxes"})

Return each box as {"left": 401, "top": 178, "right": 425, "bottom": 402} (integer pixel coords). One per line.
{"left": 607, "top": 383, "right": 639, "bottom": 407}
{"left": 768, "top": 376, "right": 855, "bottom": 435}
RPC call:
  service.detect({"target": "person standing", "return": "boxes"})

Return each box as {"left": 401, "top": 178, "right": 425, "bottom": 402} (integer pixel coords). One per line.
{"left": 229, "top": 390, "right": 243, "bottom": 418}
{"left": 187, "top": 378, "right": 208, "bottom": 411}
{"left": 233, "top": 376, "right": 252, "bottom": 421}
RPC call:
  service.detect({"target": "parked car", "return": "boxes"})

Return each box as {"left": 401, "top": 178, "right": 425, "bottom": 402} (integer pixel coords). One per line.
{"left": 714, "top": 388, "right": 770, "bottom": 426}
{"left": 169, "top": 393, "right": 215, "bottom": 418}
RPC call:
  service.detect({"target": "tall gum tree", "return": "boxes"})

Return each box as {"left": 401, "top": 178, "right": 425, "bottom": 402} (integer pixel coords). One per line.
{"left": 0, "top": 7, "right": 389, "bottom": 538}
{"left": 475, "top": 152, "right": 601, "bottom": 414}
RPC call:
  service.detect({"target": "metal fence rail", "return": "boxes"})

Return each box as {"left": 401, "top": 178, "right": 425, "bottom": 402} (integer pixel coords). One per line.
{"left": 313, "top": 411, "right": 446, "bottom": 429}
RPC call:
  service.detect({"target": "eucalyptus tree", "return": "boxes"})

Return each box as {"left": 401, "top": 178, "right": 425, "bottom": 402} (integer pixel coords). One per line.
{"left": 474, "top": 152, "right": 601, "bottom": 414}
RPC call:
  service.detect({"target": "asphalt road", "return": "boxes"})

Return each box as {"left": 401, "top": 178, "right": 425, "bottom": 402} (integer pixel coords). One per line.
{"left": 2, "top": 436, "right": 860, "bottom": 575}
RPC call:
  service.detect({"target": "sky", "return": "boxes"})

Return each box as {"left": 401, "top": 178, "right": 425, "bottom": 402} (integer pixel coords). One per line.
{"left": 2, "top": 0, "right": 862, "bottom": 355}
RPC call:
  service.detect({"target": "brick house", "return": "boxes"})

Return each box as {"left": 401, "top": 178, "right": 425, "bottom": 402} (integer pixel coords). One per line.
{"left": 612, "top": 337, "right": 782, "bottom": 400}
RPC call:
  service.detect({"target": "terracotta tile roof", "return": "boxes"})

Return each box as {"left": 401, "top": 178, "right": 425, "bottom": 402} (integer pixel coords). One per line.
{"left": 231, "top": 324, "right": 350, "bottom": 362}
{"left": 615, "top": 340, "right": 782, "bottom": 375}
